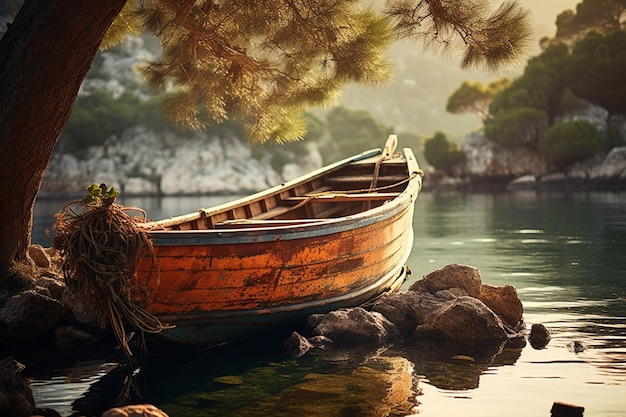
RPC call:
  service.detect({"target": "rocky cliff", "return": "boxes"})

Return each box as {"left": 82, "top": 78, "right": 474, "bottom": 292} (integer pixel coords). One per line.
{"left": 40, "top": 127, "right": 323, "bottom": 198}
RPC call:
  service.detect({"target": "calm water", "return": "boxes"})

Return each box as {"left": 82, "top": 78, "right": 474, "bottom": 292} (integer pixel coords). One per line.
{"left": 29, "top": 191, "right": 626, "bottom": 417}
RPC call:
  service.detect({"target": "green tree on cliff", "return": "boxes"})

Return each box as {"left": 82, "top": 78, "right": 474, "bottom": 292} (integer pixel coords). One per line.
{"left": 423, "top": 131, "right": 465, "bottom": 175}
{"left": 564, "top": 30, "right": 626, "bottom": 121}
{"left": 0, "top": 0, "right": 532, "bottom": 278}
{"left": 446, "top": 78, "right": 511, "bottom": 120}
{"left": 555, "top": 0, "right": 626, "bottom": 42}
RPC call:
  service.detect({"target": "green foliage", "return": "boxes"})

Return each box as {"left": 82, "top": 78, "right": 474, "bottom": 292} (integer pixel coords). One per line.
{"left": 320, "top": 107, "right": 392, "bottom": 162}
{"left": 480, "top": 7, "right": 625, "bottom": 165}
{"left": 389, "top": 1, "right": 532, "bottom": 71}
{"left": 565, "top": 30, "right": 626, "bottom": 117}
{"left": 484, "top": 107, "right": 549, "bottom": 148}
{"left": 423, "top": 132, "right": 465, "bottom": 175}
{"left": 251, "top": 113, "right": 324, "bottom": 173}
{"left": 134, "top": 1, "right": 395, "bottom": 144}
{"left": 96, "top": 0, "right": 532, "bottom": 144}
{"left": 64, "top": 90, "right": 172, "bottom": 157}
{"left": 447, "top": 78, "right": 510, "bottom": 119}
{"left": 81, "top": 183, "right": 120, "bottom": 207}
{"left": 489, "top": 43, "right": 570, "bottom": 121}
{"left": 539, "top": 120, "right": 606, "bottom": 169}
{"left": 555, "top": 0, "right": 625, "bottom": 41}
{"left": 559, "top": 88, "right": 592, "bottom": 115}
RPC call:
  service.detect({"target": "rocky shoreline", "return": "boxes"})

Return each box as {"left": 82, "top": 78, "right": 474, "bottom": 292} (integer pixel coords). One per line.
{"left": 424, "top": 133, "right": 626, "bottom": 193}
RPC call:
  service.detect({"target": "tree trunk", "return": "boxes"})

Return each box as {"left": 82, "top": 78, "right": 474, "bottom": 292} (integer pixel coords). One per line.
{"left": 0, "top": 0, "right": 126, "bottom": 276}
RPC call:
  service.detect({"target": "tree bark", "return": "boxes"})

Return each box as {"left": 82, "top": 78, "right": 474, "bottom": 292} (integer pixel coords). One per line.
{"left": 0, "top": 0, "right": 126, "bottom": 276}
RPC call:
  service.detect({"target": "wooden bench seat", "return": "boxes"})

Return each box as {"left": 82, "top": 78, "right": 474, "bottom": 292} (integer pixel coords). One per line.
{"left": 282, "top": 192, "right": 400, "bottom": 203}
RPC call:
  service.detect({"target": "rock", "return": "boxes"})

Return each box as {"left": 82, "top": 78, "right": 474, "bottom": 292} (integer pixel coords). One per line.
{"left": 409, "top": 264, "right": 482, "bottom": 298}
{"left": 310, "top": 307, "right": 399, "bottom": 347}
{"left": 550, "top": 401, "right": 585, "bottom": 417}
{"left": 568, "top": 340, "right": 586, "bottom": 353}
{"left": 54, "top": 325, "right": 98, "bottom": 351}
{"left": 283, "top": 331, "right": 313, "bottom": 357}
{"left": 34, "top": 276, "right": 66, "bottom": 301}
{"left": 595, "top": 146, "right": 626, "bottom": 179}
{"left": 0, "top": 290, "right": 65, "bottom": 345}
{"left": 28, "top": 244, "right": 51, "bottom": 268}
{"left": 413, "top": 296, "right": 507, "bottom": 342}
{"left": 102, "top": 405, "right": 169, "bottom": 417}
{"left": 539, "top": 173, "right": 568, "bottom": 189}
{"left": 506, "top": 174, "right": 536, "bottom": 191}
{"left": 370, "top": 291, "right": 426, "bottom": 337}
{"left": 529, "top": 323, "right": 551, "bottom": 349}
{"left": 40, "top": 126, "right": 327, "bottom": 197}
{"left": 0, "top": 358, "right": 36, "bottom": 417}
{"left": 462, "top": 131, "right": 548, "bottom": 178}
{"left": 374, "top": 266, "right": 519, "bottom": 345}
{"left": 307, "top": 335, "right": 334, "bottom": 349}
{"left": 61, "top": 289, "right": 99, "bottom": 325}
{"left": 478, "top": 284, "right": 523, "bottom": 329}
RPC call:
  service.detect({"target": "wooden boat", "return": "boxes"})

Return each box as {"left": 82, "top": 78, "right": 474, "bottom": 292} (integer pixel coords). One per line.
{"left": 135, "top": 135, "right": 423, "bottom": 346}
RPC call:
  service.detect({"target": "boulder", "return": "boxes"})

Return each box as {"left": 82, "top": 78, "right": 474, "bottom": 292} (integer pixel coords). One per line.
{"left": 370, "top": 291, "right": 426, "bottom": 337}
{"left": 372, "top": 289, "right": 468, "bottom": 336}
{"left": 529, "top": 323, "right": 551, "bottom": 349}
{"left": 299, "top": 264, "right": 521, "bottom": 352}
{"left": 54, "top": 325, "right": 99, "bottom": 351}
{"left": 0, "top": 290, "right": 65, "bottom": 345}
{"left": 409, "top": 264, "right": 481, "bottom": 298}
{"left": 413, "top": 296, "right": 507, "bottom": 342}
{"left": 595, "top": 146, "right": 626, "bottom": 179}
{"left": 283, "top": 331, "right": 314, "bottom": 357}
{"left": 478, "top": 284, "right": 523, "bottom": 329}
{"left": 34, "top": 276, "right": 66, "bottom": 301}
{"left": 28, "top": 244, "right": 51, "bottom": 269}
{"left": 310, "top": 307, "right": 399, "bottom": 347}
{"left": 0, "top": 358, "right": 36, "bottom": 417}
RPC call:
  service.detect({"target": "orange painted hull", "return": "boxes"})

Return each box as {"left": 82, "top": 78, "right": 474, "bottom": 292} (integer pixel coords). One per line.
{"left": 136, "top": 136, "right": 422, "bottom": 346}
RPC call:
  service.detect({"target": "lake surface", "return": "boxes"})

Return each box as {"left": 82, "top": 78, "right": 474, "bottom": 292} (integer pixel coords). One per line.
{"left": 29, "top": 191, "right": 626, "bottom": 417}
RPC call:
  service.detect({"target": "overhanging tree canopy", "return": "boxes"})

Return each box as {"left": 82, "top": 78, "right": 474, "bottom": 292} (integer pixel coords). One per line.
{"left": 0, "top": 0, "right": 532, "bottom": 277}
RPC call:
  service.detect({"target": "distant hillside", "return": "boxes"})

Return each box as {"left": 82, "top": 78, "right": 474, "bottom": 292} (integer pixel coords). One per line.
{"left": 338, "top": 0, "right": 581, "bottom": 140}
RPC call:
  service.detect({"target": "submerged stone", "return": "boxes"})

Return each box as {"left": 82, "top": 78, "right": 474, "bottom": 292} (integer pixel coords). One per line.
{"left": 273, "top": 356, "right": 418, "bottom": 417}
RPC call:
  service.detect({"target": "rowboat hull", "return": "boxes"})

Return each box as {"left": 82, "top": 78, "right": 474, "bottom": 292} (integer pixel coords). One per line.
{"left": 136, "top": 136, "right": 422, "bottom": 346}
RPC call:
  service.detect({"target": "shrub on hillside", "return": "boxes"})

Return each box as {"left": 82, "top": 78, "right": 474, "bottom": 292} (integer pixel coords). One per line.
{"left": 423, "top": 132, "right": 465, "bottom": 175}
{"left": 538, "top": 119, "right": 605, "bottom": 169}
{"left": 484, "top": 107, "right": 549, "bottom": 148}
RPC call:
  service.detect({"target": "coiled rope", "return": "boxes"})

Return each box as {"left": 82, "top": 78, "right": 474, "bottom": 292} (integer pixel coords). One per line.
{"left": 53, "top": 201, "right": 170, "bottom": 359}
